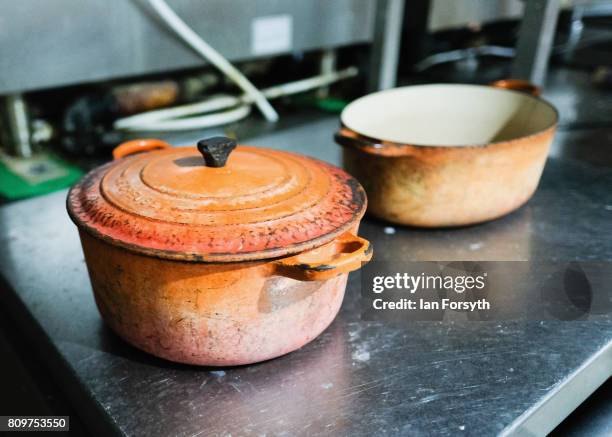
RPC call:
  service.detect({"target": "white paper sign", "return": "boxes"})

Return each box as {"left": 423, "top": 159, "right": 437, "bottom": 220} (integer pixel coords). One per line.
{"left": 251, "top": 14, "right": 293, "bottom": 56}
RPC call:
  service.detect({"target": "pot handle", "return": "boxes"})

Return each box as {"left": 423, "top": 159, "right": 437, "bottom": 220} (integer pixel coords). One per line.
{"left": 335, "top": 127, "right": 417, "bottom": 157}
{"left": 113, "top": 139, "right": 172, "bottom": 160}
{"left": 334, "top": 127, "right": 385, "bottom": 152}
{"left": 490, "top": 79, "right": 541, "bottom": 97}
{"left": 274, "top": 232, "right": 373, "bottom": 281}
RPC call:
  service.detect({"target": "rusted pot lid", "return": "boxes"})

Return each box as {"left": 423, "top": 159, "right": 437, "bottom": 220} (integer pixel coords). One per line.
{"left": 67, "top": 137, "right": 367, "bottom": 262}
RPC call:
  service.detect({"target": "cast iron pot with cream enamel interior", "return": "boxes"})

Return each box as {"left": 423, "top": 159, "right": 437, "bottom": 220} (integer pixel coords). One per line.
{"left": 335, "top": 80, "right": 559, "bottom": 227}
{"left": 67, "top": 137, "right": 371, "bottom": 366}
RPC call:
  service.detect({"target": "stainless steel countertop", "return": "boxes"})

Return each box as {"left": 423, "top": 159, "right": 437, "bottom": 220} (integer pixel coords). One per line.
{"left": 0, "top": 107, "right": 611, "bottom": 436}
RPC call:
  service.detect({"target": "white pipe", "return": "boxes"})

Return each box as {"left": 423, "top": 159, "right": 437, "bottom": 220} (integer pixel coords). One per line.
{"left": 115, "top": 95, "right": 240, "bottom": 130}
{"left": 147, "top": 0, "right": 279, "bottom": 122}
{"left": 114, "top": 67, "right": 358, "bottom": 132}
{"left": 122, "top": 104, "right": 251, "bottom": 132}
{"left": 260, "top": 66, "right": 358, "bottom": 100}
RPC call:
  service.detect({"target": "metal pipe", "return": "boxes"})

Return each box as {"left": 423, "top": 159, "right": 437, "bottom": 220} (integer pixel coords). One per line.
{"left": 317, "top": 49, "right": 337, "bottom": 99}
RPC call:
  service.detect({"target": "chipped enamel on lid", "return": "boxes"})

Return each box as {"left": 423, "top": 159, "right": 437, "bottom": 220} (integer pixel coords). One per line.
{"left": 67, "top": 145, "right": 366, "bottom": 262}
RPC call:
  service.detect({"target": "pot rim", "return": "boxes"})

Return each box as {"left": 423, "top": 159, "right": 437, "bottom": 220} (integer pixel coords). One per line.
{"left": 67, "top": 190, "right": 367, "bottom": 264}
{"left": 67, "top": 143, "right": 369, "bottom": 263}
{"left": 73, "top": 214, "right": 372, "bottom": 282}
{"left": 338, "top": 83, "right": 559, "bottom": 152}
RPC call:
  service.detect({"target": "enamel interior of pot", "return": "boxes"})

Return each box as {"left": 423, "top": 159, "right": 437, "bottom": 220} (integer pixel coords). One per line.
{"left": 341, "top": 84, "right": 558, "bottom": 147}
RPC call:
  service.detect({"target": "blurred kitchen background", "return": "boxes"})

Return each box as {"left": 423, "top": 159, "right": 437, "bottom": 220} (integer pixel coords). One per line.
{"left": 1, "top": 0, "right": 611, "bottom": 202}
{"left": 0, "top": 0, "right": 611, "bottom": 434}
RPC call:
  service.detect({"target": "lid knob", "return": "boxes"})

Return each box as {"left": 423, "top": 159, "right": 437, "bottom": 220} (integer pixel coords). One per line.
{"left": 197, "top": 137, "right": 237, "bottom": 168}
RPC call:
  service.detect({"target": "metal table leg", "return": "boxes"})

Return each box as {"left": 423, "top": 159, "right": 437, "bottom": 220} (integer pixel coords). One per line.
{"left": 1, "top": 94, "right": 33, "bottom": 158}
{"left": 369, "top": 0, "right": 406, "bottom": 91}
{"left": 512, "top": 0, "right": 562, "bottom": 86}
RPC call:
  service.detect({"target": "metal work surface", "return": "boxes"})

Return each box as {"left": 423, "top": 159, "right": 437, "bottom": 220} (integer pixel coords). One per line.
{"left": 0, "top": 111, "right": 611, "bottom": 435}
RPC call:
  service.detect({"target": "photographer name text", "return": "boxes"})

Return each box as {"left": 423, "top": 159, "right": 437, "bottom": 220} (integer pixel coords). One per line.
{"left": 370, "top": 272, "right": 491, "bottom": 312}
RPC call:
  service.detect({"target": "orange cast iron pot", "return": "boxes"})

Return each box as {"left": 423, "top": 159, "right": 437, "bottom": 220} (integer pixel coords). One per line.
{"left": 335, "top": 79, "right": 559, "bottom": 227}
{"left": 67, "top": 137, "right": 372, "bottom": 366}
